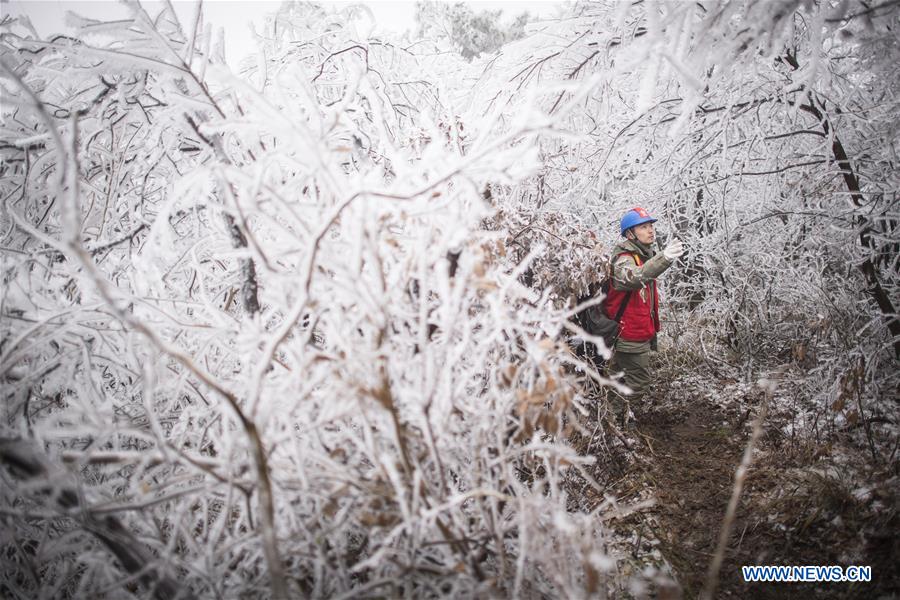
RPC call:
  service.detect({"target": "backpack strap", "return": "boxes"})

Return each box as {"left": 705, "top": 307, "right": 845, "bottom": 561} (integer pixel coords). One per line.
{"left": 613, "top": 290, "right": 632, "bottom": 322}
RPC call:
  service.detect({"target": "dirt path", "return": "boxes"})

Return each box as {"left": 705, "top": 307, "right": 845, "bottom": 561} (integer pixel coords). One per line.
{"left": 633, "top": 402, "right": 744, "bottom": 597}
{"left": 591, "top": 386, "right": 898, "bottom": 599}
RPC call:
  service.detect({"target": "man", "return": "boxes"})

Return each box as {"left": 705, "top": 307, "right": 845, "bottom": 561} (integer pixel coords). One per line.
{"left": 604, "top": 207, "right": 683, "bottom": 424}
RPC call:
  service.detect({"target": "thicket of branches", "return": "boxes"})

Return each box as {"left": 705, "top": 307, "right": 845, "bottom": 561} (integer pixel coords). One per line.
{"left": 1, "top": 1, "right": 897, "bottom": 598}
{"left": 480, "top": 0, "right": 899, "bottom": 453}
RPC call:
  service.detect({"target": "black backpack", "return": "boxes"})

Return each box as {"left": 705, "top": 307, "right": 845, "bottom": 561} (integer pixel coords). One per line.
{"left": 570, "top": 280, "right": 633, "bottom": 369}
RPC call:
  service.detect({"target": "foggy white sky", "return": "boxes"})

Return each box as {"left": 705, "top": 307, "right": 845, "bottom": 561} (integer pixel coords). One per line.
{"left": 3, "top": 1, "right": 567, "bottom": 67}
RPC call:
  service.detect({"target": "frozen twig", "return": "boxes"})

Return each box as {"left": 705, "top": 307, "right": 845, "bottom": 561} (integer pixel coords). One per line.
{"left": 701, "top": 366, "right": 785, "bottom": 600}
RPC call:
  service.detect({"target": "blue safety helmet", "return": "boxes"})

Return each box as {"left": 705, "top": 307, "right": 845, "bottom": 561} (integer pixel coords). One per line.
{"left": 619, "top": 207, "right": 657, "bottom": 236}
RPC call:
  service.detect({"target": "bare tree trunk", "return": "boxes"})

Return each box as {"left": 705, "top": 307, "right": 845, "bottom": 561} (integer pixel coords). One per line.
{"left": 801, "top": 101, "right": 900, "bottom": 359}
{"left": 184, "top": 114, "right": 261, "bottom": 316}
{"left": 224, "top": 212, "right": 261, "bottom": 315}
{"left": 782, "top": 52, "right": 900, "bottom": 358}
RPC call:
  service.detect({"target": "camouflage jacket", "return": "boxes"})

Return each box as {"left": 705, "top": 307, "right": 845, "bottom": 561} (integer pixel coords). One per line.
{"left": 608, "top": 238, "right": 673, "bottom": 352}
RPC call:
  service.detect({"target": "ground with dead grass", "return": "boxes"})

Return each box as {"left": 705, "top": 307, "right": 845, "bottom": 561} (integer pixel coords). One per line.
{"left": 570, "top": 361, "right": 900, "bottom": 598}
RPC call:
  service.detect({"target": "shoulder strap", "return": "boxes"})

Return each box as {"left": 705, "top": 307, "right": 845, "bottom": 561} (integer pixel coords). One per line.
{"left": 613, "top": 290, "right": 632, "bottom": 322}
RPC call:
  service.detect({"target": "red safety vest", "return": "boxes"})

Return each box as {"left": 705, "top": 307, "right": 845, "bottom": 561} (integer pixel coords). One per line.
{"left": 603, "top": 253, "right": 660, "bottom": 342}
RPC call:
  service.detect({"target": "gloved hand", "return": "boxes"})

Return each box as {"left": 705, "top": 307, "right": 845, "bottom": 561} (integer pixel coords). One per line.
{"left": 663, "top": 238, "right": 684, "bottom": 261}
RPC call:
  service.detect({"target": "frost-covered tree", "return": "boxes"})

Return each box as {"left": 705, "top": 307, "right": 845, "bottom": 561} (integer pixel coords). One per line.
{"left": 414, "top": 1, "right": 529, "bottom": 60}
{"left": 472, "top": 0, "right": 899, "bottom": 453}
{"left": 2, "top": 0, "right": 898, "bottom": 598}
{"left": 0, "top": 2, "right": 626, "bottom": 598}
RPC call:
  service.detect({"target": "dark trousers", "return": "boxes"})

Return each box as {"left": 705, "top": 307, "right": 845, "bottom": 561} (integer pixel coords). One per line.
{"left": 607, "top": 349, "right": 650, "bottom": 423}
